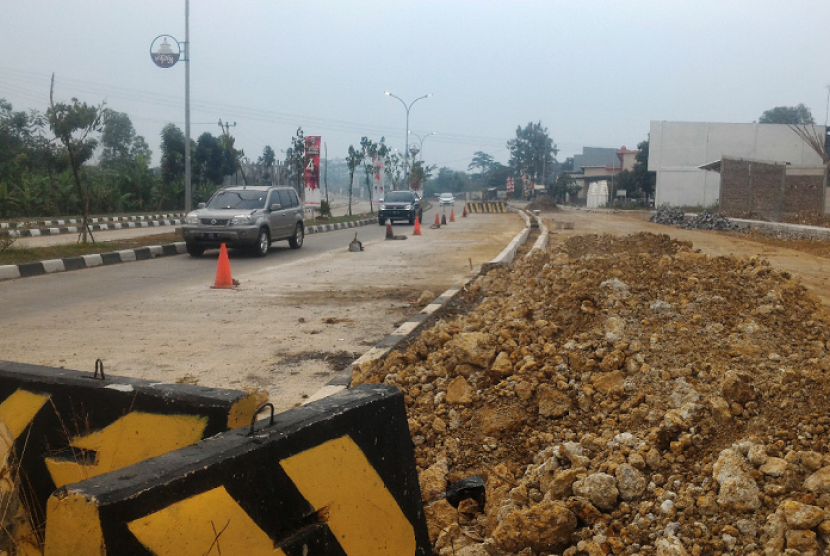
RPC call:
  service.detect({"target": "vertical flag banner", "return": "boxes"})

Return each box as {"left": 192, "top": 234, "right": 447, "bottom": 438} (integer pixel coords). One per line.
{"left": 373, "top": 157, "right": 385, "bottom": 204}
{"left": 304, "top": 136, "right": 322, "bottom": 207}
{"left": 506, "top": 177, "right": 515, "bottom": 193}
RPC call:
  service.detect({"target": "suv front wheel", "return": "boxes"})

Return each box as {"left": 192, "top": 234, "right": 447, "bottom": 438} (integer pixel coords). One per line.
{"left": 253, "top": 228, "right": 270, "bottom": 257}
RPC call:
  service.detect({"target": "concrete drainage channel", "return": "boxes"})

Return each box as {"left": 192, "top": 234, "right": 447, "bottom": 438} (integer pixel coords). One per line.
{"left": 0, "top": 217, "right": 377, "bottom": 282}
{"left": 0, "top": 209, "right": 543, "bottom": 554}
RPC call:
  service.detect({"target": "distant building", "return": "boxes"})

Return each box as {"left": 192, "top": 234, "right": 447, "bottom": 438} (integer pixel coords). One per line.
{"left": 566, "top": 146, "right": 640, "bottom": 203}
{"left": 649, "top": 121, "right": 826, "bottom": 207}
{"left": 700, "top": 156, "right": 826, "bottom": 219}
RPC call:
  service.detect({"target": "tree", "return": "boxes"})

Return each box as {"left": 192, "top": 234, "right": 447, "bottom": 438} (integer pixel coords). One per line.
{"left": 194, "top": 132, "right": 234, "bottom": 199}
{"left": 218, "top": 121, "right": 246, "bottom": 185}
{"left": 409, "top": 160, "right": 435, "bottom": 191}
{"left": 546, "top": 173, "right": 580, "bottom": 203}
{"left": 759, "top": 104, "right": 814, "bottom": 125}
{"left": 160, "top": 124, "right": 186, "bottom": 186}
{"left": 345, "top": 144, "right": 363, "bottom": 216}
{"left": 47, "top": 75, "right": 104, "bottom": 243}
{"left": 284, "top": 127, "right": 305, "bottom": 201}
{"left": 359, "top": 136, "right": 389, "bottom": 213}
{"left": 384, "top": 151, "right": 404, "bottom": 191}
{"left": 507, "top": 122, "right": 558, "bottom": 198}
{"left": 258, "top": 145, "right": 276, "bottom": 184}
{"left": 99, "top": 110, "right": 150, "bottom": 169}
{"left": 486, "top": 163, "right": 511, "bottom": 190}
{"left": 468, "top": 151, "right": 495, "bottom": 184}
{"left": 631, "top": 139, "right": 656, "bottom": 200}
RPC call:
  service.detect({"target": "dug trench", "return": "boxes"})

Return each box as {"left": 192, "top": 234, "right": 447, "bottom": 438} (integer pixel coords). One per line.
{"left": 352, "top": 230, "right": 830, "bottom": 556}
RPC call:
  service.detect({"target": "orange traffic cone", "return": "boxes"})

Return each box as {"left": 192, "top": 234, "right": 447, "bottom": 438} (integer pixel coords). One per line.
{"left": 450, "top": 209, "right": 455, "bottom": 222}
{"left": 413, "top": 216, "right": 421, "bottom": 235}
{"left": 434, "top": 213, "right": 441, "bottom": 227}
{"left": 462, "top": 205, "right": 468, "bottom": 217}
{"left": 386, "top": 222, "right": 394, "bottom": 239}
{"left": 211, "top": 244, "right": 235, "bottom": 289}
{"left": 441, "top": 214, "right": 447, "bottom": 225}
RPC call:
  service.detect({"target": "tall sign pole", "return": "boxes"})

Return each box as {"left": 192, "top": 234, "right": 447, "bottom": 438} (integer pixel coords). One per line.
{"left": 150, "top": 0, "right": 191, "bottom": 212}
{"left": 184, "top": 0, "right": 191, "bottom": 212}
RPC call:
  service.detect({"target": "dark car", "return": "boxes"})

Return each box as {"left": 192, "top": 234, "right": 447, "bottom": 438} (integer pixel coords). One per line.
{"left": 378, "top": 190, "right": 423, "bottom": 225}
{"left": 181, "top": 186, "right": 304, "bottom": 257}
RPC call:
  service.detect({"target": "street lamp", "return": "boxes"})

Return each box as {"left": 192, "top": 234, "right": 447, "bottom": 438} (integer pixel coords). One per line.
{"left": 385, "top": 91, "right": 432, "bottom": 189}
{"left": 409, "top": 131, "right": 436, "bottom": 161}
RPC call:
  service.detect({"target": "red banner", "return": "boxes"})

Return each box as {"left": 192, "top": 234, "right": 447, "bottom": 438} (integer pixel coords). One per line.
{"left": 304, "top": 136, "right": 321, "bottom": 206}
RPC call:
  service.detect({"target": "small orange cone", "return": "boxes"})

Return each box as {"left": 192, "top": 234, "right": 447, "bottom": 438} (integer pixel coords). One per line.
{"left": 413, "top": 216, "right": 421, "bottom": 235}
{"left": 434, "top": 213, "right": 440, "bottom": 227}
{"left": 211, "top": 244, "right": 235, "bottom": 289}
{"left": 386, "top": 222, "right": 394, "bottom": 239}
{"left": 462, "top": 205, "right": 468, "bottom": 217}
{"left": 441, "top": 214, "right": 447, "bottom": 225}
{"left": 450, "top": 209, "right": 455, "bottom": 222}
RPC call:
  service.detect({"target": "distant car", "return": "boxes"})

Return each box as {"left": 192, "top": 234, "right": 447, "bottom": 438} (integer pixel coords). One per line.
{"left": 438, "top": 193, "right": 454, "bottom": 206}
{"left": 181, "top": 185, "right": 304, "bottom": 257}
{"left": 379, "top": 190, "right": 424, "bottom": 225}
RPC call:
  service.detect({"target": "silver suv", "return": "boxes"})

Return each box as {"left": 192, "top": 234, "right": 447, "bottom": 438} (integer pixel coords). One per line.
{"left": 182, "top": 186, "right": 304, "bottom": 257}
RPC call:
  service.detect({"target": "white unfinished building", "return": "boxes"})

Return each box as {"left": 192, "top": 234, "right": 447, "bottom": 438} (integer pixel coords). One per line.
{"left": 648, "top": 121, "right": 826, "bottom": 206}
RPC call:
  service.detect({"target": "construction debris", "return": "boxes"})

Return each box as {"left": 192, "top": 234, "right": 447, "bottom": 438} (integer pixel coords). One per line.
{"left": 650, "top": 207, "right": 744, "bottom": 232}
{"left": 348, "top": 233, "right": 364, "bottom": 251}
{"left": 353, "top": 232, "right": 830, "bottom": 556}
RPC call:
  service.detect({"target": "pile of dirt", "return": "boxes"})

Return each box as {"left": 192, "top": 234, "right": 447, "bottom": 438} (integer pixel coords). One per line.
{"left": 353, "top": 232, "right": 830, "bottom": 556}
{"left": 525, "top": 196, "right": 561, "bottom": 212}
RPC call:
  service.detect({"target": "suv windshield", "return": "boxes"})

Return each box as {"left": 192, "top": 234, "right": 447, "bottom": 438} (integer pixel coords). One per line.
{"left": 206, "top": 190, "right": 267, "bottom": 210}
{"left": 385, "top": 191, "right": 415, "bottom": 202}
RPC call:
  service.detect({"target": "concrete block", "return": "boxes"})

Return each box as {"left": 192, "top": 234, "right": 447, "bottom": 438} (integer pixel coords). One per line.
{"left": 0, "top": 360, "right": 267, "bottom": 535}
{"left": 44, "top": 385, "right": 430, "bottom": 556}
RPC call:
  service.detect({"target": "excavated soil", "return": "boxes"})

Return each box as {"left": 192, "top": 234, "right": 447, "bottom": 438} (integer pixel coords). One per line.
{"left": 353, "top": 231, "right": 830, "bottom": 556}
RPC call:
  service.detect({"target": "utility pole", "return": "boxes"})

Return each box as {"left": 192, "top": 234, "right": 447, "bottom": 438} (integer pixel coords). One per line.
{"left": 218, "top": 120, "right": 244, "bottom": 185}
{"left": 324, "top": 142, "right": 329, "bottom": 205}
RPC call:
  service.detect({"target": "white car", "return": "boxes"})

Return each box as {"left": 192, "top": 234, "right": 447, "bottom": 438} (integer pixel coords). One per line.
{"left": 438, "top": 193, "right": 454, "bottom": 206}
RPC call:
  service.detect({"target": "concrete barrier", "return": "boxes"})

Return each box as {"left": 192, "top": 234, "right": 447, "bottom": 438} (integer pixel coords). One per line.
{"left": 44, "top": 384, "right": 430, "bottom": 556}
{"left": 527, "top": 211, "right": 549, "bottom": 256}
{"left": 0, "top": 360, "right": 267, "bottom": 538}
{"left": 481, "top": 210, "right": 531, "bottom": 273}
{"left": 466, "top": 201, "right": 508, "bottom": 213}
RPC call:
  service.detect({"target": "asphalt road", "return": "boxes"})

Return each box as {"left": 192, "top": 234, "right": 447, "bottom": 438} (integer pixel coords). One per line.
{"left": 0, "top": 207, "right": 523, "bottom": 413}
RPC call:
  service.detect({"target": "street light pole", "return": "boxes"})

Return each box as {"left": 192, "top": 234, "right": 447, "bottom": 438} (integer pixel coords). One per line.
{"left": 409, "top": 131, "right": 436, "bottom": 161}
{"left": 385, "top": 92, "right": 432, "bottom": 189}
{"left": 184, "top": 0, "right": 192, "bottom": 211}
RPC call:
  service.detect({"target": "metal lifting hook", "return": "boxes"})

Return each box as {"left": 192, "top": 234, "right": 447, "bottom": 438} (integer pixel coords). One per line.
{"left": 248, "top": 402, "right": 275, "bottom": 435}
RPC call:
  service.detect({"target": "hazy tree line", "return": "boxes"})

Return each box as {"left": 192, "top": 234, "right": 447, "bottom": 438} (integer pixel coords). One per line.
{"left": 0, "top": 96, "right": 283, "bottom": 221}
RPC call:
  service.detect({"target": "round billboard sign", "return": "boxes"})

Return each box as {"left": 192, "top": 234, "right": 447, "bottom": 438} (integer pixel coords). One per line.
{"left": 150, "top": 35, "right": 181, "bottom": 68}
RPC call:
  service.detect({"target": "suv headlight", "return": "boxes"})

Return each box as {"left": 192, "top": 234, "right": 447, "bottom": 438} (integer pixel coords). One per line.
{"left": 404, "top": 204, "right": 412, "bottom": 210}
{"left": 380, "top": 205, "right": 387, "bottom": 210}
{"left": 230, "top": 214, "right": 253, "bottom": 225}
{"left": 185, "top": 212, "right": 200, "bottom": 224}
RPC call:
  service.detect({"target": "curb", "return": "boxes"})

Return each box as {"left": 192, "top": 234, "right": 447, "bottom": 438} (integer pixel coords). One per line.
{"left": 1, "top": 214, "right": 185, "bottom": 237}
{"left": 305, "top": 210, "right": 534, "bottom": 404}
{"left": 0, "top": 217, "right": 378, "bottom": 282}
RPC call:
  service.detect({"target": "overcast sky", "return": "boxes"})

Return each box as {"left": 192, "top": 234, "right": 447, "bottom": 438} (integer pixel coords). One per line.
{"left": 2, "top": 1, "right": 829, "bottom": 171}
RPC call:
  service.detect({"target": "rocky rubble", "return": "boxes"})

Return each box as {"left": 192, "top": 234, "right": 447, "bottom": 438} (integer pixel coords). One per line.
{"left": 650, "top": 207, "right": 743, "bottom": 232}
{"left": 352, "top": 232, "right": 830, "bottom": 556}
